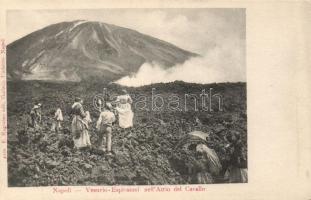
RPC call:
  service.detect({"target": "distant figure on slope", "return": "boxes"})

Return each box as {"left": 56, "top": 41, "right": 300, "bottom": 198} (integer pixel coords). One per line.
{"left": 71, "top": 98, "right": 91, "bottom": 149}
{"left": 51, "top": 108, "right": 63, "bottom": 133}
{"left": 29, "top": 103, "right": 42, "bottom": 129}
{"left": 224, "top": 131, "right": 248, "bottom": 183}
{"left": 115, "top": 89, "right": 133, "bottom": 129}
{"left": 96, "top": 102, "right": 116, "bottom": 155}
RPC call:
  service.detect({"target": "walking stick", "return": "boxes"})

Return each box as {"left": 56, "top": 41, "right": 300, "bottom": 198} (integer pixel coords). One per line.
{"left": 98, "top": 99, "right": 102, "bottom": 112}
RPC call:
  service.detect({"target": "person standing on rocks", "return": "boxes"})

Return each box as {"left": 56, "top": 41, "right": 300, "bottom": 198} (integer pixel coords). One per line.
{"left": 29, "top": 103, "right": 42, "bottom": 129}
{"left": 115, "top": 89, "right": 133, "bottom": 129}
{"left": 37, "top": 103, "right": 42, "bottom": 123}
{"left": 51, "top": 108, "right": 63, "bottom": 133}
{"left": 96, "top": 102, "right": 116, "bottom": 155}
{"left": 71, "top": 97, "right": 91, "bottom": 149}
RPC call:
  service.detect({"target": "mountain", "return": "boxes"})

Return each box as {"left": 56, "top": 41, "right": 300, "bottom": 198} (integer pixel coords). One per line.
{"left": 7, "top": 20, "right": 197, "bottom": 82}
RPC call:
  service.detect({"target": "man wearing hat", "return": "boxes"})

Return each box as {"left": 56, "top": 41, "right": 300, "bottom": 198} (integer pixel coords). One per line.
{"left": 96, "top": 102, "right": 116, "bottom": 155}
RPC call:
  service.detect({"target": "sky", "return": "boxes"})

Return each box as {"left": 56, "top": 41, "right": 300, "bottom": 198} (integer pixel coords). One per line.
{"left": 7, "top": 9, "right": 246, "bottom": 85}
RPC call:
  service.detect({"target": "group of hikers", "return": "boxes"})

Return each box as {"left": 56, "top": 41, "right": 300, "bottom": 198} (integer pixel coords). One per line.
{"left": 28, "top": 88, "right": 247, "bottom": 183}
{"left": 29, "top": 89, "right": 134, "bottom": 155}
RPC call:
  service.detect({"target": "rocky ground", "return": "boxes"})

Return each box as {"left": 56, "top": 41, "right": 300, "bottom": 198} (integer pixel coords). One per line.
{"left": 7, "top": 80, "right": 247, "bottom": 186}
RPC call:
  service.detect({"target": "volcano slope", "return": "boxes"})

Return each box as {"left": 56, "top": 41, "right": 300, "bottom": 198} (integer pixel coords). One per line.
{"left": 7, "top": 20, "right": 197, "bottom": 82}
{"left": 7, "top": 81, "right": 247, "bottom": 186}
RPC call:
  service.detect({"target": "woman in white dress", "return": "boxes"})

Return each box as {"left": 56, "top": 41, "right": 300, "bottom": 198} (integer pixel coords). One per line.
{"left": 115, "top": 89, "right": 134, "bottom": 129}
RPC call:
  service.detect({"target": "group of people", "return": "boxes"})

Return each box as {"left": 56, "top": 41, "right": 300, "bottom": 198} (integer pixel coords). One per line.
{"left": 71, "top": 89, "right": 134, "bottom": 155}
{"left": 28, "top": 89, "right": 247, "bottom": 183}
{"left": 29, "top": 89, "right": 134, "bottom": 155}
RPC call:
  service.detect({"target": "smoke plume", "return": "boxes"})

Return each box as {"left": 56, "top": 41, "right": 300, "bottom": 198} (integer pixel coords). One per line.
{"left": 116, "top": 39, "right": 245, "bottom": 87}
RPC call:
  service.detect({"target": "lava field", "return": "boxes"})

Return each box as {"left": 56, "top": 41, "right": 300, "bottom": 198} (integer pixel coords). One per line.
{"left": 7, "top": 80, "right": 247, "bottom": 186}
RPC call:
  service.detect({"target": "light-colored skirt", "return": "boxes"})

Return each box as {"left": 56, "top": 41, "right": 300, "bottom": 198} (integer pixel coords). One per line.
{"left": 73, "top": 129, "right": 91, "bottom": 148}
{"left": 72, "top": 116, "right": 85, "bottom": 136}
{"left": 116, "top": 103, "right": 133, "bottom": 128}
{"left": 72, "top": 115, "right": 91, "bottom": 148}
